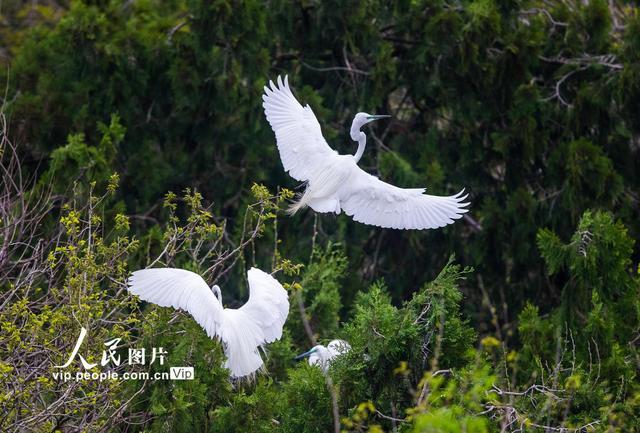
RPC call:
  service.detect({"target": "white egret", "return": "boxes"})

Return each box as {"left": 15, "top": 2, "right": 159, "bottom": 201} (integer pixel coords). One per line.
{"left": 126, "top": 267, "right": 289, "bottom": 378}
{"left": 262, "top": 75, "right": 470, "bottom": 230}
{"left": 295, "top": 339, "right": 351, "bottom": 372}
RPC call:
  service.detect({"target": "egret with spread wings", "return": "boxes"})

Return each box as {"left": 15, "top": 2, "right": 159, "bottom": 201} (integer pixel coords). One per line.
{"left": 262, "top": 75, "right": 469, "bottom": 230}
{"left": 127, "top": 267, "right": 289, "bottom": 378}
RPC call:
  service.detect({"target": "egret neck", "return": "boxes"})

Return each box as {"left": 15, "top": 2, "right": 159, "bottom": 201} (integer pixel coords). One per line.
{"left": 349, "top": 114, "right": 391, "bottom": 163}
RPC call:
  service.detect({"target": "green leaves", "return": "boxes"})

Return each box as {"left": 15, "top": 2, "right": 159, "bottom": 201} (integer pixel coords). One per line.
{"left": 522, "top": 210, "right": 640, "bottom": 432}
{"left": 2, "top": 1, "right": 639, "bottom": 432}
{"left": 288, "top": 244, "right": 347, "bottom": 345}
{"left": 549, "top": 139, "right": 623, "bottom": 218}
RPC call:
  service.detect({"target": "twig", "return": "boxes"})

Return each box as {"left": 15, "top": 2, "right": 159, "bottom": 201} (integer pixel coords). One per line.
{"left": 300, "top": 61, "right": 370, "bottom": 76}
{"left": 375, "top": 409, "right": 407, "bottom": 424}
{"left": 296, "top": 290, "right": 317, "bottom": 347}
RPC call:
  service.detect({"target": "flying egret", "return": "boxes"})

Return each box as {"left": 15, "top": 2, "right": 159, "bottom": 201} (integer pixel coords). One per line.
{"left": 295, "top": 339, "right": 351, "bottom": 372}
{"left": 262, "top": 75, "right": 470, "bottom": 230}
{"left": 126, "top": 267, "right": 289, "bottom": 378}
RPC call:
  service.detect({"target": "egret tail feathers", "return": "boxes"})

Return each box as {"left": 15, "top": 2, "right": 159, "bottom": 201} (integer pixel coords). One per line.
{"left": 286, "top": 192, "right": 309, "bottom": 215}
{"left": 219, "top": 309, "right": 265, "bottom": 379}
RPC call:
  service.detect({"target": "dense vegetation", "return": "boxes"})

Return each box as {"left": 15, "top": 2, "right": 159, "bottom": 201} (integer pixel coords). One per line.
{"left": 0, "top": 1, "right": 638, "bottom": 432}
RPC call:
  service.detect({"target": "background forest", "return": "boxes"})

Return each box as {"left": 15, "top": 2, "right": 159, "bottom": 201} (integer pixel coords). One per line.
{"left": 0, "top": 0, "right": 638, "bottom": 432}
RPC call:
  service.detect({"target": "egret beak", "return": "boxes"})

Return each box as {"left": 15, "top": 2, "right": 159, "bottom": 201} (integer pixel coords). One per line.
{"left": 366, "top": 114, "right": 391, "bottom": 121}
{"left": 294, "top": 348, "right": 316, "bottom": 361}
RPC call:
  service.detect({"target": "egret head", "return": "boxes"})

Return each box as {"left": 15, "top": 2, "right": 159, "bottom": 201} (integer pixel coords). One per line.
{"left": 294, "top": 345, "right": 320, "bottom": 361}
{"left": 350, "top": 112, "right": 391, "bottom": 141}
{"left": 211, "top": 285, "right": 222, "bottom": 302}
{"left": 295, "top": 344, "right": 336, "bottom": 371}
{"left": 294, "top": 344, "right": 332, "bottom": 365}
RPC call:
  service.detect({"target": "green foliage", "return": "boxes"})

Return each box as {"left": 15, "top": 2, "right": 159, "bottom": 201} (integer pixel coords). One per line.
{"left": 277, "top": 365, "right": 335, "bottom": 433}
{"left": 548, "top": 140, "right": 623, "bottom": 219}
{"left": 378, "top": 151, "right": 424, "bottom": 189}
{"left": 335, "top": 259, "right": 476, "bottom": 424}
{"left": 2, "top": 1, "right": 639, "bottom": 432}
{"left": 4, "top": 0, "right": 639, "bottom": 318}
{"left": 511, "top": 210, "right": 640, "bottom": 433}
{"left": 41, "top": 113, "right": 125, "bottom": 192}
{"left": 408, "top": 365, "right": 495, "bottom": 433}
{"left": 288, "top": 243, "right": 347, "bottom": 345}
{"left": 0, "top": 180, "right": 141, "bottom": 432}
{"left": 129, "top": 308, "right": 233, "bottom": 433}
{"left": 536, "top": 210, "right": 637, "bottom": 349}
{"left": 210, "top": 380, "right": 280, "bottom": 433}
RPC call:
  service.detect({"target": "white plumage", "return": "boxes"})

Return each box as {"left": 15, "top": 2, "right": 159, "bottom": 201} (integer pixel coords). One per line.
{"left": 126, "top": 267, "right": 289, "bottom": 378}
{"left": 296, "top": 339, "right": 351, "bottom": 372}
{"left": 262, "top": 75, "right": 470, "bottom": 230}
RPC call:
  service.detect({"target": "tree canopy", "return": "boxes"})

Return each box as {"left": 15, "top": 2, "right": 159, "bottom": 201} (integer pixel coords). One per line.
{"left": 0, "top": 1, "right": 638, "bottom": 432}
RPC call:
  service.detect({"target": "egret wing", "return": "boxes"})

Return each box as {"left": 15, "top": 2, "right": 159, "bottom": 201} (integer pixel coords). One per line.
{"left": 127, "top": 268, "right": 223, "bottom": 339}
{"left": 238, "top": 267, "right": 290, "bottom": 343}
{"left": 128, "top": 267, "right": 290, "bottom": 378}
{"left": 339, "top": 167, "right": 470, "bottom": 230}
{"left": 263, "top": 75, "right": 336, "bottom": 181}
{"left": 218, "top": 268, "right": 290, "bottom": 378}
{"left": 327, "top": 339, "right": 351, "bottom": 358}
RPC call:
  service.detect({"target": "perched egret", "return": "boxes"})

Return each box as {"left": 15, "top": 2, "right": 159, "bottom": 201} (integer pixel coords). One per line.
{"left": 126, "top": 267, "right": 289, "bottom": 378}
{"left": 295, "top": 339, "right": 351, "bottom": 372}
{"left": 262, "top": 75, "right": 470, "bottom": 230}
